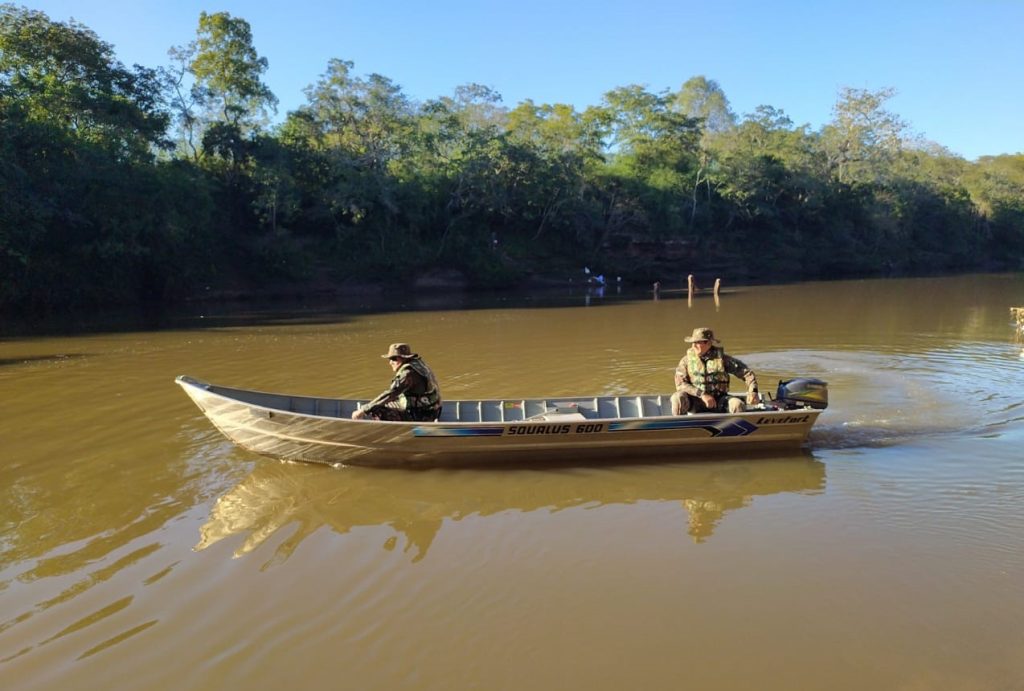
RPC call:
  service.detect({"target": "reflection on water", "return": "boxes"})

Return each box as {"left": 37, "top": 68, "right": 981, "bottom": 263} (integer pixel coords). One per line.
{"left": 196, "top": 456, "right": 826, "bottom": 565}
{"left": 3, "top": 273, "right": 1024, "bottom": 690}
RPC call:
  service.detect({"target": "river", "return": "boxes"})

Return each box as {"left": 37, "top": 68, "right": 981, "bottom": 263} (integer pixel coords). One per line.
{"left": 2, "top": 273, "right": 1023, "bottom": 690}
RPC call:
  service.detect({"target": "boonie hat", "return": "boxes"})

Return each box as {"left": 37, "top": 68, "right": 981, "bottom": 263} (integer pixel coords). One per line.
{"left": 382, "top": 343, "right": 416, "bottom": 359}
{"left": 685, "top": 327, "right": 720, "bottom": 343}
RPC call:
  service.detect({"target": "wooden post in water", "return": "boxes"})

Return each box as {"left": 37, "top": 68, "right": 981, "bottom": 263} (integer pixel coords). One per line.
{"left": 713, "top": 278, "right": 721, "bottom": 299}
{"left": 687, "top": 274, "right": 696, "bottom": 300}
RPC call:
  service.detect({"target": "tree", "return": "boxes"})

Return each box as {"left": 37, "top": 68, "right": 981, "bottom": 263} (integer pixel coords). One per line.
{"left": 162, "top": 42, "right": 205, "bottom": 160}
{"left": 405, "top": 94, "right": 503, "bottom": 259}
{"left": 448, "top": 83, "right": 507, "bottom": 132}
{"left": 502, "top": 101, "right": 600, "bottom": 241}
{"left": 712, "top": 106, "right": 824, "bottom": 223}
{"left": 821, "top": 86, "right": 906, "bottom": 184}
{"left": 281, "top": 58, "right": 422, "bottom": 267}
{"left": 0, "top": 3, "right": 168, "bottom": 159}
{"left": 674, "top": 76, "right": 735, "bottom": 134}
{"left": 301, "top": 59, "right": 414, "bottom": 172}
{"left": 964, "top": 154, "right": 1024, "bottom": 262}
{"left": 0, "top": 5, "right": 215, "bottom": 311}
{"left": 584, "top": 85, "right": 701, "bottom": 244}
{"left": 191, "top": 12, "right": 276, "bottom": 131}
{"left": 163, "top": 11, "right": 276, "bottom": 161}
{"left": 673, "top": 77, "right": 736, "bottom": 226}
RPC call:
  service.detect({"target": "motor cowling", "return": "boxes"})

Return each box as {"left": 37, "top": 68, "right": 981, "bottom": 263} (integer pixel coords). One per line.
{"left": 775, "top": 377, "right": 828, "bottom": 410}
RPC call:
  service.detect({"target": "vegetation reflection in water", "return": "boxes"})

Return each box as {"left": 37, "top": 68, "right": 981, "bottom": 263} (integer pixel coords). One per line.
{"left": 2, "top": 274, "right": 1023, "bottom": 690}
{"left": 196, "top": 456, "right": 826, "bottom": 565}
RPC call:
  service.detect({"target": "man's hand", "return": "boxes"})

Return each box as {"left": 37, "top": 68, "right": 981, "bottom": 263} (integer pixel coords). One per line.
{"left": 700, "top": 393, "right": 716, "bottom": 408}
{"left": 351, "top": 408, "right": 366, "bottom": 420}
{"left": 747, "top": 391, "right": 761, "bottom": 406}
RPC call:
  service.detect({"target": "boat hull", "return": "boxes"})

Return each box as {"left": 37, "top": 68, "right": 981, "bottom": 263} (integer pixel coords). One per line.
{"left": 176, "top": 376, "right": 823, "bottom": 467}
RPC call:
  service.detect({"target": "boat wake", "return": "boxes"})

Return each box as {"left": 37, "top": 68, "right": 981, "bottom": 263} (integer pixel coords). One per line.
{"left": 749, "top": 346, "right": 1024, "bottom": 451}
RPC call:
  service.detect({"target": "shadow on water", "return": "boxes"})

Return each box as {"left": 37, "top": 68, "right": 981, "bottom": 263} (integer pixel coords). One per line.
{"left": 195, "top": 455, "right": 826, "bottom": 567}
{"left": 0, "top": 273, "right": 764, "bottom": 341}
{"left": 5, "top": 271, "right": 1021, "bottom": 341}
{"left": 0, "top": 354, "right": 90, "bottom": 368}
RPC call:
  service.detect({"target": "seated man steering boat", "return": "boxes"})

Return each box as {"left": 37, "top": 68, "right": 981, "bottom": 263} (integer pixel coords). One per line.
{"left": 671, "top": 327, "right": 760, "bottom": 415}
{"left": 352, "top": 343, "right": 443, "bottom": 421}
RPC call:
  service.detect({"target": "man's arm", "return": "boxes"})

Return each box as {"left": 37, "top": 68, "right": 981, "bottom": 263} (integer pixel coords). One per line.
{"left": 674, "top": 358, "right": 701, "bottom": 396}
{"left": 725, "top": 355, "right": 760, "bottom": 402}
{"left": 361, "top": 370, "right": 414, "bottom": 411}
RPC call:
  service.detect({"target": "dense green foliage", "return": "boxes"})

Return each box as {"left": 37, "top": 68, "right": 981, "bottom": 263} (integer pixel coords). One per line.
{"left": 2, "top": 4, "right": 1023, "bottom": 312}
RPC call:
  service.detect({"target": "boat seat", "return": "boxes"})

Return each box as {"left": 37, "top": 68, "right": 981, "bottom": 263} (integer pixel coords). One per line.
{"left": 525, "top": 402, "right": 590, "bottom": 422}
{"left": 532, "top": 412, "right": 587, "bottom": 422}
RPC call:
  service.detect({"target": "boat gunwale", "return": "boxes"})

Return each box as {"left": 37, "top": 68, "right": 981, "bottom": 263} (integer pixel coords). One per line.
{"left": 175, "top": 375, "right": 823, "bottom": 427}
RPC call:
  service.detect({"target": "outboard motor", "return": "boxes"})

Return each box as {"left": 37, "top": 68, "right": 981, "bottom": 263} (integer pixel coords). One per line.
{"left": 775, "top": 378, "right": 828, "bottom": 410}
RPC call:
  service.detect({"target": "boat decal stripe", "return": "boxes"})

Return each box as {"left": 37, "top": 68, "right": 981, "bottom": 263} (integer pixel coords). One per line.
{"left": 412, "top": 426, "right": 506, "bottom": 437}
{"left": 608, "top": 418, "right": 759, "bottom": 437}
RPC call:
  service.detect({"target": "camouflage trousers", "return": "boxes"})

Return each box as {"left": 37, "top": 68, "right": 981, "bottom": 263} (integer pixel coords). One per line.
{"left": 363, "top": 402, "right": 441, "bottom": 422}
{"left": 670, "top": 391, "right": 745, "bottom": 415}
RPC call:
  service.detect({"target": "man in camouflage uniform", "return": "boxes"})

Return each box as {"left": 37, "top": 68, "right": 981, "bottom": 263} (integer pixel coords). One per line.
{"left": 352, "top": 343, "right": 443, "bottom": 421}
{"left": 670, "top": 327, "right": 760, "bottom": 415}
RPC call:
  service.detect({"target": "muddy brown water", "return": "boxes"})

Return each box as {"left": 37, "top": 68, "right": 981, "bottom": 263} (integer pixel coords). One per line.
{"left": 2, "top": 273, "right": 1023, "bottom": 690}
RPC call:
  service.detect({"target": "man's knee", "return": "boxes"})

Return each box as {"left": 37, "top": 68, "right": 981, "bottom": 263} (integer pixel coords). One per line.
{"left": 671, "top": 391, "right": 690, "bottom": 415}
{"left": 726, "top": 396, "right": 745, "bottom": 414}
{"left": 368, "top": 406, "right": 408, "bottom": 421}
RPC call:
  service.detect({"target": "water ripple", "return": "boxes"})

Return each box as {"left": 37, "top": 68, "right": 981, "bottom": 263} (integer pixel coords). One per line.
{"left": 752, "top": 344, "right": 1024, "bottom": 450}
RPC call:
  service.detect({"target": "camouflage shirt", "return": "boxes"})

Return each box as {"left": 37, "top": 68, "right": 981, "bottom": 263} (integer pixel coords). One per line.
{"left": 674, "top": 346, "right": 758, "bottom": 397}
{"left": 362, "top": 356, "right": 442, "bottom": 415}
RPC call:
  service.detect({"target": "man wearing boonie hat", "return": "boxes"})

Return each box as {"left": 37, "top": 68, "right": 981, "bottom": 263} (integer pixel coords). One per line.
{"left": 352, "top": 343, "right": 443, "bottom": 421}
{"left": 670, "top": 327, "right": 760, "bottom": 415}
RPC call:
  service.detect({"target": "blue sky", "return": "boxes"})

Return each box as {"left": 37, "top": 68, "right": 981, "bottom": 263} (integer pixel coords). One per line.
{"left": 15, "top": 0, "right": 1024, "bottom": 160}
